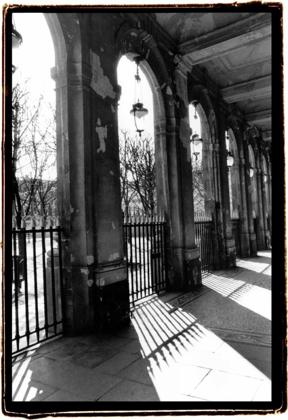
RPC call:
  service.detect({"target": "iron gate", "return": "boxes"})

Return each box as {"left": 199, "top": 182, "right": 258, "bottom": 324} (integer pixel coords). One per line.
{"left": 123, "top": 212, "right": 166, "bottom": 307}
{"left": 11, "top": 215, "right": 64, "bottom": 355}
{"left": 231, "top": 218, "right": 242, "bottom": 258}
{"left": 194, "top": 212, "right": 214, "bottom": 275}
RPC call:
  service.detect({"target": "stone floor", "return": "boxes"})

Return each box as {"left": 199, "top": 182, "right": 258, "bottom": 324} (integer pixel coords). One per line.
{"left": 11, "top": 251, "right": 271, "bottom": 405}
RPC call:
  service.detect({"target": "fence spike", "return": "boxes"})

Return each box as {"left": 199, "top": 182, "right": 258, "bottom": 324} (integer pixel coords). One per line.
{"left": 55, "top": 211, "right": 60, "bottom": 227}
{"left": 31, "top": 200, "right": 36, "bottom": 227}
{"left": 39, "top": 204, "right": 44, "bottom": 227}
{"left": 21, "top": 207, "right": 26, "bottom": 228}
{"left": 12, "top": 204, "right": 16, "bottom": 228}
{"left": 47, "top": 205, "right": 53, "bottom": 227}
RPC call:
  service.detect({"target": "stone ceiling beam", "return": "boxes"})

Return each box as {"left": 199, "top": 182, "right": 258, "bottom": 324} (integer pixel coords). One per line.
{"left": 221, "top": 75, "right": 271, "bottom": 103}
{"left": 179, "top": 14, "right": 271, "bottom": 65}
{"left": 246, "top": 110, "right": 271, "bottom": 125}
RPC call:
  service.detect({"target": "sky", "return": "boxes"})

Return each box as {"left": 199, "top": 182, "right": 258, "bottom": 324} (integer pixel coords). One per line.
{"left": 12, "top": 12, "right": 202, "bottom": 171}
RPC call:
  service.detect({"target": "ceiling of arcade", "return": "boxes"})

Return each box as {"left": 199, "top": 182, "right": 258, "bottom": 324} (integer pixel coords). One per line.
{"left": 152, "top": 12, "right": 272, "bottom": 142}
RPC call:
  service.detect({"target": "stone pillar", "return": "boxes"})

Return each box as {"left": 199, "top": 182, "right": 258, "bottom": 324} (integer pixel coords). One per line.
{"left": 242, "top": 134, "right": 257, "bottom": 256}
{"left": 211, "top": 143, "right": 225, "bottom": 269}
{"left": 51, "top": 14, "right": 129, "bottom": 334}
{"left": 238, "top": 157, "right": 251, "bottom": 257}
{"left": 169, "top": 61, "right": 201, "bottom": 291}
{"left": 255, "top": 166, "right": 266, "bottom": 249}
{"left": 267, "top": 168, "right": 272, "bottom": 244}
{"left": 258, "top": 164, "right": 270, "bottom": 249}
{"left": 217, "top": 111, "right": 236, "bottom": 267}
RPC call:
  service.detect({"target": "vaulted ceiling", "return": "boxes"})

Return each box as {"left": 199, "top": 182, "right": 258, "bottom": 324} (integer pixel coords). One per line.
{"left": 154, "top": 12, "right": 272, "bottom": 142}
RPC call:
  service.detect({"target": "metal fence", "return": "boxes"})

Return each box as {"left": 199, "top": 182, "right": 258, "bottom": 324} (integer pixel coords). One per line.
{"left": 194, "top": 212, "right": 214, "bottom": 275}
{"left": 11, "top": 214, "right": 64, "bottom": 355}
{"left": 123, "top": 212, "right": 166, "bottom": 307}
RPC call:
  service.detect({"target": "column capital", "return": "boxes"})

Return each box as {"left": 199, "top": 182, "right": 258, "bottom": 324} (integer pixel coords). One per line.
{"left": 174, "top": 55, "right": 192, "bottom": 78}
{"left": 212, "top": 143, "right": 220, "bottom": 152}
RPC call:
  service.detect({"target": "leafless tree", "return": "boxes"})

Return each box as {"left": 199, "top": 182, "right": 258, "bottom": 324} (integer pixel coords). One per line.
{"left": 119, "top": 129, "right": 157, "bottom": 214}
{"left": 12, "top": 80, "right": 57, "bottom": 226}
{"left": 191, "top": 160, "right": 205, "bottom": 213}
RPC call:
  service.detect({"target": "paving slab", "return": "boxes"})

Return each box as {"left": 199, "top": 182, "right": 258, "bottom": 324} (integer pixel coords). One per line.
{"left": 116, "top": 357, "right": 154, "bottom": 386}
{"left": 191, "top": 370, "right": 263, "bottom": 401}
{"left": 44, "top": 341, "right": 92, "bottom": 361}
{"left": 98, "top": 379, "right": 159, "bottom": 401}
{"left": 69, "top": 347, "right": 118, "bottom": 369}
{"left": 181, "top": 289, "right": 271, "bottom": 334}
{"left": 91, "top": 351, "right": 141, "bottom": 376}
{"left": 42, "top": 389, "right": 94, "bottom": 402}
{"left": 13, "top": 379, "right": 58, "bottom": 402}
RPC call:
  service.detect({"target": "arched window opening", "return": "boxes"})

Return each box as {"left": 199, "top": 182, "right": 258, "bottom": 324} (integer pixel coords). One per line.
{"left": 189, "top": 102, "right": 204, "bottom": 214}
{"left": 117, "top": 55, "right": 155, "bottom": 215}
{"left": 12, "top": 12, "right": 56, "bottom": 226}
{"left": 189, "top": 100, "right": 216, "bottom": 215}
{"left": 248, "top": 145, "right": 257, "bottom": 218}
{"left": 226, "top": 128, "right": 241, "bottom": 219}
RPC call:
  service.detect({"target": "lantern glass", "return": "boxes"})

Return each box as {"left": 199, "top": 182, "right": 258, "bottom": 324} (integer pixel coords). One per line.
{"left": 227, "top": 151, "right": 234, "bottom": 168}
{"left": 249, "top": 167, "right": 254, "bottom": 177}
{"left": 190, "top": 134, "right": 203, "bottom": 147}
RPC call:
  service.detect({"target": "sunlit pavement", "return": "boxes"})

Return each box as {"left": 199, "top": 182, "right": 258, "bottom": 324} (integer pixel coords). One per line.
{"left": 11, "top": 251, "right": 271, "bottom": 402}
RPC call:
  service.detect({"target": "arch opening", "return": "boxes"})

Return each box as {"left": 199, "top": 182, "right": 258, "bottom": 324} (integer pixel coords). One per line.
{"left": 117, "top": 52, "right": 167, "bottom": 217}
{"left": 189, "top": 101, "right": 215, "bottom": 215}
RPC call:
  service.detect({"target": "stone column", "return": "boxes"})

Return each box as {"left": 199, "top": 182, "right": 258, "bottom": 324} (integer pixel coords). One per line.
{"left": 267, "top": 167, "right": 272, "bottom": 244}
{"left": 51, "top": 14, "right": 129, "bottom": 334}
{"left": 52, "top": 60, "right": 97, "bottom": 334}
{"left": 255, "top": 166, "right": 266, "bottom": 249}
{"left": 211, "top": 143, "right": 224, "bottom": 269}
{"left": 242, "top": 133, "right": 257, "bottom": 256}
{"left": 259, "top": 164, "right": 270, "bottom": 249}
{"left": 217, "top": 111, "right": 236, "bottom": 267}
{"left": 238, "top": 157, "right": 251, "bottom": 257}
{"left": 170, "top": 60, "right": 201, "bottom": 291}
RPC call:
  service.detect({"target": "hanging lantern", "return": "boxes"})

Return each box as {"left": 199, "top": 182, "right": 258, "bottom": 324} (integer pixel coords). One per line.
{"left": 190, "top": 133, "right": 203, "bottom": 147}
{"left": 190, "top": 133, "right": 203, "bottom": 161}
{"left": 263, "top": 173, "right": 267, "bottom": 183}
{"left": 129, "top": 56, "right": 148, "bottom": 137}
{"left": 12, "top": 23, "right": 22, "bottom": 73}
{"left": 227, "top": 151, "right": 234, "bottom": 168}
{"left": 191, "top": 100, "right": 199, "bottom": 120}
{"left": 249, "top": 166, "right": 254, "bottom": 177}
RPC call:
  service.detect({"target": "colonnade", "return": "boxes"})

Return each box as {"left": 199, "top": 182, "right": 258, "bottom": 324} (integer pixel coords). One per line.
{"left": 44, "top": 13, "right": 271, "bottom": 334}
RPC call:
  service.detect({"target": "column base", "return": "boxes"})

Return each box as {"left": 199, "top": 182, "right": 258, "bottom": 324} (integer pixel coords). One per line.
{"left": 249, "top": 233, "right": 258, "bottom": 256}
{"left": 183, "top": 247, "right": 202, "bottom": 292}
{"left": 94, "top": 261, "right": 130, "bottom": 331}
{"left": 94, "top": 279, "right": 130, "bottom": 331}
{"left": 225, "top": 239, "right": 237, "bottom": 268}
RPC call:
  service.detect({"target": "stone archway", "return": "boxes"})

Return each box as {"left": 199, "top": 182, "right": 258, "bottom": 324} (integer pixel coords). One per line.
{"left": 116, "top": 24, "right": 202, "bottom": 291}
{"left": 188, "top": 85, "right": 221, "bottom": 212}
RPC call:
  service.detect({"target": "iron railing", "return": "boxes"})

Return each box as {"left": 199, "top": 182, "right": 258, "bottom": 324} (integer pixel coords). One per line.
{"left": 194, "top": 212, "right": 214, "bottom": 275}
{"left": 11, "top": 213, "right": 64, "bottom": 355}
{"left": 123, "top": 211, "right": 166, "bottom": 307}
